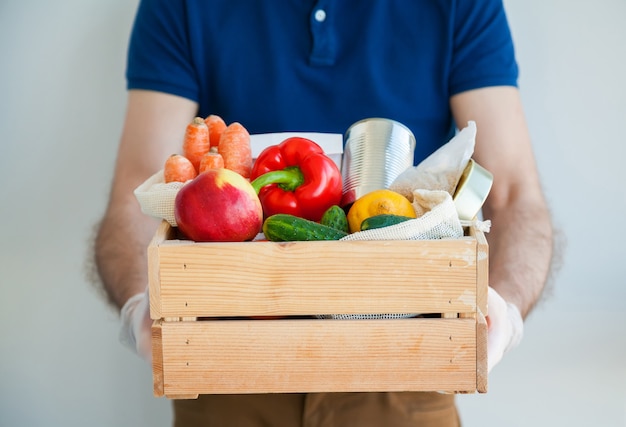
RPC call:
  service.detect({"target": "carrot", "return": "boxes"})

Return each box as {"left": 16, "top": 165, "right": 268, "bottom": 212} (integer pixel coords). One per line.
{"left": 163, "top": 154, "right": 198, "bottom": 183}
{"left": 182, "top": 117, "right": 211, "bottom": 172}
{"left": 204, "top": 114, "right": 227, "bottom": 148}
{"left": 218, "top": 122, "right": 253, "bottom": 178}
{"left": 199, "top": 147, "right": 225, "bottom": 173}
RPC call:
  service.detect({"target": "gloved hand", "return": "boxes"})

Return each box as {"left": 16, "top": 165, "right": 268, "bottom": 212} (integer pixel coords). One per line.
{"left": 487, "top": 286, "right": 524, "bottom": 372}
{"left": 119, "top": 286, "right": 153, "bottom": 363}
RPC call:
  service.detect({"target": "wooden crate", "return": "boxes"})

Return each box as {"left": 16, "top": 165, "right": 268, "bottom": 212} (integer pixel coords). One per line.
{"left": 149, "top": 220, "right": 488, "bottom": 399}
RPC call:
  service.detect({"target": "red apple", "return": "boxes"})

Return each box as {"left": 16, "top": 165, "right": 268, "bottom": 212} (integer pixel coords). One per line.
{"left": 174, "top": 168, "right": 263, "bottom": 242}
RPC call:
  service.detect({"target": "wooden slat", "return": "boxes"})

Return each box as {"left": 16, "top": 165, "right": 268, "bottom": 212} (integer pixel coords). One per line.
{"left": 158, "top": 318, "right": 477, "bottom": 396}
{"left": 469, "top": 225, "right": 489, "bottom": 318}
{"left": 148, "top": 221, "right": 175, "bottom": 320}
{"left": 476, "top": 311, "right": 488, "bottom": 393}
{"left": 468, "top": 224, "right": 489, "bottom": 392}
{"left": 154, "top": 237, "right": 478, "bottom": 318}
{"left": 151, "top": 320, "right": 164, "bottom": 397}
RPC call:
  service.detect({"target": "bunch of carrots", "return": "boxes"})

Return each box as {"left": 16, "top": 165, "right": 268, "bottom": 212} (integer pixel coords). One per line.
{"left": 163, "top": 114, "right": 253, "bottom": 183}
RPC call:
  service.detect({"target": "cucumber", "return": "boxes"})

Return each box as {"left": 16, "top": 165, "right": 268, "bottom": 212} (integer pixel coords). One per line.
{"left": 263, "top": 214, "right": 348, "bottom": 241}
{"left": 319, "top": 205, "right": 349, "bottom": 233}
{"left": 360, "top": 214, "right": 414, "bottom": 231}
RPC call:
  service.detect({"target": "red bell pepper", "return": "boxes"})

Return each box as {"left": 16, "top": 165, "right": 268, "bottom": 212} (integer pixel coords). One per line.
{"left": 250, "top": 137, "right": 342, "bottom": 222}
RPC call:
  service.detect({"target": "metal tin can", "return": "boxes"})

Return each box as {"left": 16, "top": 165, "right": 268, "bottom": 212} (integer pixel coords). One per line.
{"left": 341, "top": 118, "right": 416, "bottom": 206}
{"left": 452, "top": 159, "right": 494, "bottom": 221}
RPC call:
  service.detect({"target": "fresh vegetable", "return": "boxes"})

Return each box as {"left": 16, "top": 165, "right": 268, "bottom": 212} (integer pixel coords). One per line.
{"left": 263, "top": 214, "right": 348, "bottom": 241}
{"left": 175, "top": 168, "right": 263, "bottom": 242}
{"left": 163, "top": 154, "right": 198, "bottom": 183}
{"left": 250, "top": 137, "right": 342, "bottom": 222}
{"left": 347, "top": 189, "right": 416, "bottom": 233}
{"left": 360, "top": 214, "right": 414, "bottom": 231}
{"left": 182, "top": 117, "right": 211, "bottom": 173}
{"left": 199, "top": 147, "right": 225, "bottom": 173}
{"left": 320, "top": 205, "right": 349, "bottom": 233}
{"left": 204, "top": 114, "right": 227, "bottom": 147}
{"left": 218, "top": 122, "right": 253, "bottom": 179}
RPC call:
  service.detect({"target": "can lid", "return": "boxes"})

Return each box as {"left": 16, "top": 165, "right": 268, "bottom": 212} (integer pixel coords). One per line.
{"left": 344, "top": 117, "right": 416, "bottom": 140}
{"left": 452, "top": 159, "right": 493, "bottom": 220}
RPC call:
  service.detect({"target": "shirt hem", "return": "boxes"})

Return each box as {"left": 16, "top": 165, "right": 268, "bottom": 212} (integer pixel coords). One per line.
{"left": 127, "top": 80, "right": 199, "bottom": 103}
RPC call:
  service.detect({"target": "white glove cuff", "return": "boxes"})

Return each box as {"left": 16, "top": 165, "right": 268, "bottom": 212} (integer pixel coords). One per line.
{"left": 119, "top": 292, "right": 147, "bottom": 350}
{"left": 505, "top": 302, "right": 524, "bottom": 354}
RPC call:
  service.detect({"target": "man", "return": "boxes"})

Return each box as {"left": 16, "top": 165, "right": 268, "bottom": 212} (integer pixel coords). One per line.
{"left": 95, "top": 1, "right": 553, "bottom": 425}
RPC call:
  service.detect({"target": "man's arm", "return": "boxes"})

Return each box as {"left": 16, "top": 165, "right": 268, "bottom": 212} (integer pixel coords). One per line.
{"left": 451, "top": 86, "right": 554, "bottom": 319}
{"left": 95, "top": 90, "right": 198, "bottom": 309}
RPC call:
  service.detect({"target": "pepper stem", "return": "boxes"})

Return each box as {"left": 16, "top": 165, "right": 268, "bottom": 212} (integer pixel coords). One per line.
{"left": 250, "top": 166, "right": 304, "bottom": 194}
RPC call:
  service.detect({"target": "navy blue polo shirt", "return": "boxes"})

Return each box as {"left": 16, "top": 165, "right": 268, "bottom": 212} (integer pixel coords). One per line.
{"left": 127, "top": 0, "right": 518, "bottom": 164}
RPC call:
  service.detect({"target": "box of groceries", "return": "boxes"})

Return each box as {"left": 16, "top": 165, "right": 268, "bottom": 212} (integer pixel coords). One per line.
{"left": 138, "top": 117, "right": 489, "bottom": 398}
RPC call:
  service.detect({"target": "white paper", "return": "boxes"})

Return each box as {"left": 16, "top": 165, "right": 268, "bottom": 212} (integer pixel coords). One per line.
{"left": 250, "top": 132, "right": 343, "bottom": 169}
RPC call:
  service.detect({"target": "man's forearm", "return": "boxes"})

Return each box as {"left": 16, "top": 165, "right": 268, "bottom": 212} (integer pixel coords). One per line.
{"left": 94, "top": 196, "right": 160, "bottom": 310}
{"left": 484, "top": 195, "right": 554, "bottom": 319}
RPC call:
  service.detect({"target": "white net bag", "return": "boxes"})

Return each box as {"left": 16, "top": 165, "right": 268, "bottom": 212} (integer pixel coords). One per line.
{"left": 340, "top": 190, "right": 462, "bottom": 242}
{"left": 133, "top": 170, "right": 184, "bottom": 227}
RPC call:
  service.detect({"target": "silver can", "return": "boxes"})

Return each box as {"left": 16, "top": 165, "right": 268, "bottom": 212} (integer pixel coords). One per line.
{"left": 452, "top": 159, "right": 494, "bottom": 221}
{"left": 341, "top": 118, "right": 416, "bottom": 206}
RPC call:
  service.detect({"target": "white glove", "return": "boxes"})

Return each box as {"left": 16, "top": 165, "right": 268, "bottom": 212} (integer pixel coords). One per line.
{"left": 487, "top": 286, "right": 524, "bottom": 372}
{"left": 119, "top": 286, "right": 153, "bottom": 363}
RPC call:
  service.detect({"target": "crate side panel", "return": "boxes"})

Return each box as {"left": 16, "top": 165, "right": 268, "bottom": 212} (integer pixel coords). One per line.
{"left": 475, "top": 228, "right": 489, "bottom": 392}
{"left": 469, "top": 225, "right": 489, "bottom": 318}
{"left": 160, "top": 318, "right": 477, "bottom": 395}
{"left": 468, "top": 225, "right": 489, "bottom": 391}
{"left": 151, "top": 320, "right": 164, "bottom": 397}
{"left": 156, "top": 239, "right": 478, "bottom": 317}
{"left": 148, "top": 221, "right": 177, "bottom": 319}
{"left": 476, "top": 311, "right": 488, "bottom": 393}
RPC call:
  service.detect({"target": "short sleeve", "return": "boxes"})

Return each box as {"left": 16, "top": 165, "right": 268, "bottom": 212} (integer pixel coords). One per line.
{"left": 449, "top": 0, "right": 519, "bottom": 95}
{"left": 125, "top": 0, "right": 199, "bottom": 102}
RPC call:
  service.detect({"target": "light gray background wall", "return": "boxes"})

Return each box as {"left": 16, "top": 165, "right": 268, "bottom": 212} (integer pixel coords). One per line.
{"left": 1, "top": 1, "right": 624, "bottom": 426}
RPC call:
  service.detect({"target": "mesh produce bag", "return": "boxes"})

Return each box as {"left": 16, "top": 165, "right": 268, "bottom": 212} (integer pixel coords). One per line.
{"left": 133, "top": 170, "right": 183, "bottom": 227}
{"left": 341, "top": 190, "right": 462, "bottom": 242}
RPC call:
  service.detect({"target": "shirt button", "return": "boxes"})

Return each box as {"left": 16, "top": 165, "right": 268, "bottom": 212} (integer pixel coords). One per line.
{"left": 314, "top": 9, "right": 327, "bottom": 22}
